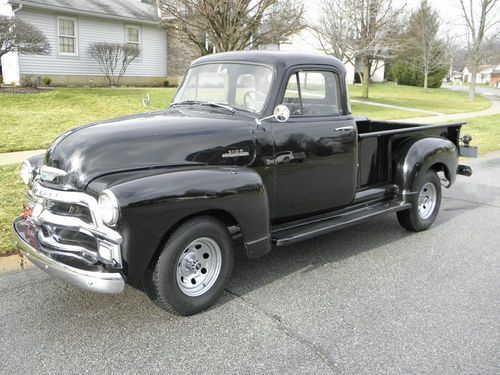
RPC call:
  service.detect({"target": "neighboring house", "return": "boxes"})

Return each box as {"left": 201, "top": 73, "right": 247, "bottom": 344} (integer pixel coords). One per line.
{"left": 462, "top": 64, "right": 499, "bottom": 84}
{"left": 490, "top": 69, "right": 500, "bottom": 88}
{"left": 0, "top": 0, "right": 169, "bottom": 86}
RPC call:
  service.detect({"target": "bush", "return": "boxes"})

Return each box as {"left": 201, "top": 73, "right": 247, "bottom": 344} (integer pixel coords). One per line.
{"left": 42, "top": 77, "right": 51, "bottom": 86}
{"left": 20, "top": 75, "right": 41, "bottom": 88}
{"left": 390, "top": 61, "right": 447, "bottom": 88}
{"left": 0, "top": 74, "right": 3, "bottom": 84}
{"left": 163, "top": 79, "right": 169, "bottom": 87}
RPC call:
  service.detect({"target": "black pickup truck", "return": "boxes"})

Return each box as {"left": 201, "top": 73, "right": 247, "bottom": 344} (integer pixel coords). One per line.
{"left": 13, "top": 51, "right": 474, "bottom": 315}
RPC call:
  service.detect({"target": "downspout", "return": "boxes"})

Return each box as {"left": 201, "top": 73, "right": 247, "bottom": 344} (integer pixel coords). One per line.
{"left": 6, "top": 3, "right": 23, "bottom": 85}
{"left": 13, "top": 4, "right": 23, "bottom": 13}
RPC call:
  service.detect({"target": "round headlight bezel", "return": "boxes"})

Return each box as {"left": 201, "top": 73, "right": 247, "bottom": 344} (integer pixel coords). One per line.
{"left": 98, "top": 189, "right": 120, "bottom": 227}
{"left": 20, "top": 160, "right": 34, "bottom": 185}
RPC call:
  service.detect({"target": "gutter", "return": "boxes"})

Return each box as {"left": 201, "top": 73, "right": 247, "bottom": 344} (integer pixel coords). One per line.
{"left": 7, "top": 0, "right": 161, "bottom": 26}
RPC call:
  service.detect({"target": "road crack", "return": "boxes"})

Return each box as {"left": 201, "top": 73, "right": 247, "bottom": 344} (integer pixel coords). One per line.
{"left": 225, "top": 288, "right": 341, "bottom": 373}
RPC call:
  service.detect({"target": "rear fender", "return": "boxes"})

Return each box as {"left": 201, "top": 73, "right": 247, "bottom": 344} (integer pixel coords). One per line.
{"left": 393, "top": 137, "right": 458, "bottom": 200}
{"left": 104, "top": 166, "right": 271, "bottom": 285}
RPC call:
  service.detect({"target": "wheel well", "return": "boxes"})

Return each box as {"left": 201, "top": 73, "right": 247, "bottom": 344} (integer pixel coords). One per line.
{"left": 429, "top": 162, "right": 450, "bottom": 181}
{"left": 146, "top": 209, "right": 240, "bottom": 270}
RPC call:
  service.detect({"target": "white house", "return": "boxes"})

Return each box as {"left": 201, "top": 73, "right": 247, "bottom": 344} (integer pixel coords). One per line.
{"left": 462, "top": 64, "right": 500, "bottom": 84}
{"left": 0, "top": 0, "right": 168, "bottom": 86}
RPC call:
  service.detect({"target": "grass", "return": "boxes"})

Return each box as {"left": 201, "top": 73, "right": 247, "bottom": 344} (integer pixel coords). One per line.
{"left": 0, "top": 164, "right": 25, "bottom": 255}
{"left": 349, "top": 83, "right": 491, "bottom": 114}
{"left": 351, "top": 102, "right": 430, "bottom": 120}
{"left": 457, "top": 114, "right": 500, "bottom": 155}
{"left": 0, "top": 88, "right": 177, "bottom": 153}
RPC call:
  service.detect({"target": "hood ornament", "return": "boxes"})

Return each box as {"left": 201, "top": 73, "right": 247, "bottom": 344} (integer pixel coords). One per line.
{"left": 40, "top": 165, "right": 67, "bottom": 182}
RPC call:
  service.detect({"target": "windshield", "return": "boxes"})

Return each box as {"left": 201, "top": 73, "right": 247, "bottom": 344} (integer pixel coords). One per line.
{"left": 173, "top": 63, "right": 274, "bottom": 113}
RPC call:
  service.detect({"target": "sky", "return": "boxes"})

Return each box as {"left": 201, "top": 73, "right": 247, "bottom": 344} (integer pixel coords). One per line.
{"left": 305, "top": 0, "right": 491, "bottom": 42}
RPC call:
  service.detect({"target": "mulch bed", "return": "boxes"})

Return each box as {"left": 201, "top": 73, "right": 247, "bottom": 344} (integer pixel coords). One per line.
{"left": 0, "top": 86, "right": 53, "bottom": 94}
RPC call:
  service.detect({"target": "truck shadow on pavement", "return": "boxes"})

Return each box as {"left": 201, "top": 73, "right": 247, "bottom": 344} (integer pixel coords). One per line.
{"left": 13, "top": 195, "right": 481, "bottom": 321}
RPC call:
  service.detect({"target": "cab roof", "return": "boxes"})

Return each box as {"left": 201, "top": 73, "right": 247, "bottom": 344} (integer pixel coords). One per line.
{"left": 191, "top": 51, "right": 345, "bottom": 73}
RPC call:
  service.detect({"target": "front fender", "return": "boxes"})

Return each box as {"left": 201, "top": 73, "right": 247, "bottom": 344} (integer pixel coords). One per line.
{"left": 393, "top": 137, "right": 458, "bottom": 198}
{"left": 100, "top": 166, "right": 271, "bottom": 286}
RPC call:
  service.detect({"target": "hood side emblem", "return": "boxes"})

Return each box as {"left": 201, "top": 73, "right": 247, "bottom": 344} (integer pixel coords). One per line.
{"left": 222, "top": 149, "right": 249, "bottom": 158}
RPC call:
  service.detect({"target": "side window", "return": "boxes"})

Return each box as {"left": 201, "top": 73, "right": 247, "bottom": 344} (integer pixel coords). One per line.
{"left": 282, "top": 71, "right": 341, "bottom": 116}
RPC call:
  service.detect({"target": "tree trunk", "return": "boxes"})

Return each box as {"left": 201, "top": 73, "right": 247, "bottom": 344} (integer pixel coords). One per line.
{"left": 423, "top": 68, "right": 428, "bottom": 92}
{"left": 469, "top": 59, "right": 478, "bottom": 101}
{"left": 361, "top": 58, "right": 370, "bottom": 98}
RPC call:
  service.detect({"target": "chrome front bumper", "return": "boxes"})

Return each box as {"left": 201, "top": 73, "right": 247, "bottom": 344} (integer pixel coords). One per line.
{"left": 13, "top": 217, "right": 125, "bottom": 294}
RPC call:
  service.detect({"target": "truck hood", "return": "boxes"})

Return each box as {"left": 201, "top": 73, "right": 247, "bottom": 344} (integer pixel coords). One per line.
{"left": 44, "top": 108, "right": 256, "bottom": 189}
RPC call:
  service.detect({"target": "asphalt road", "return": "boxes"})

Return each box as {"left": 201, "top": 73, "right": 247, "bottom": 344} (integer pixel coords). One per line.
{"left": 1, "top": 154, "right": 499, "bottom": 375}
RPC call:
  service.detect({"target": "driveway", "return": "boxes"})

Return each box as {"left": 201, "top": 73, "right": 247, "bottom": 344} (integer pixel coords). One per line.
{"left": 1, "top": 154, "right": 499, "bottom": 374}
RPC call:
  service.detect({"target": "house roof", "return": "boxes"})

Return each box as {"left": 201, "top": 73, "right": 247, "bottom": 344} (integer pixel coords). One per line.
{"left": 9, "top": 0, "right": 160, "bottom": 24}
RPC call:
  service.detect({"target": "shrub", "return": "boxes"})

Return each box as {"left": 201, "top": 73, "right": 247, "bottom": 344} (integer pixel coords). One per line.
{"left": 20, "top": 75, "right": 41, "bottom": 88}
{"left": 390, "top": 61, "right": 447, "bottom": 88}
{"left": 42, "top": 77, "right": 51, "bottom": 86}
{"left": 163, "top": 79, "right": 169, "bottom": 87}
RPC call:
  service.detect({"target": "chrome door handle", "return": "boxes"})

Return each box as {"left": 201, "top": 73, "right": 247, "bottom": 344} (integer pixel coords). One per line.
{"left": 335, "top": 126, "right": 354, "bottom": 132}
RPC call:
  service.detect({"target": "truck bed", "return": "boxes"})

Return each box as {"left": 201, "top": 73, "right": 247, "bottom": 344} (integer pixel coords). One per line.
{"left": 355, "top": 118, "right": 464, "bottom": 189}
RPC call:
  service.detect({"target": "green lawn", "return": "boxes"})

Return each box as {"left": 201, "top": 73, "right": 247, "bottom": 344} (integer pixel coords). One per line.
{"left": 0, "top": 88, "right": 177, "bottom": 153}
{"left": 0, "top": 164, "right": 25, "bottom": 255}
{"left": 349, "top": 83, "right": 491, "bottom": 114}
{"left": 0, "top": 84, "right": 493, "bottom": 153}
{"left": 456, "top": 114, "right": 500, "bottom": 155}
{"left": 351, "top": 102, "right": 430, "bottom": 120}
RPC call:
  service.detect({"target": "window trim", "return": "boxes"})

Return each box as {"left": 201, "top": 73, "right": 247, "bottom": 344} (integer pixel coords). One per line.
{"left": 280, "top": 68, "right": 344, "bottom": 118}
{"left": 57, "top": 16, "right": 78, "bottom": 56}
{"left": 125, "top": 25, "right": 141, "bottom": 47}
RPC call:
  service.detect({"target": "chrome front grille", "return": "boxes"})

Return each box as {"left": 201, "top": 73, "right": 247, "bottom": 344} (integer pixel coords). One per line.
{"left": 28, "top": 183, "right": 122, "bottom": 268}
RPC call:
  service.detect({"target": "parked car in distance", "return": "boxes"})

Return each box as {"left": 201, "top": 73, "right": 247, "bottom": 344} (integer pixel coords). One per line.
{"left": 13, "top": 51, "right": 475, "bottom": 315}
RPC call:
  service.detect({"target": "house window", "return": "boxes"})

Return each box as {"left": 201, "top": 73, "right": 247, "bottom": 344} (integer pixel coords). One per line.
{"left": 126, "top": 26, "right": 140, "bottom": 47}
{"left": 58, "top": 16, "right": 77, "bottom": 55}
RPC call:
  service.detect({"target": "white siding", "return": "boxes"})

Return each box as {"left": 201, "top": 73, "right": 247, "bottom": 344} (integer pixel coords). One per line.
{"left": 16, "top": 8, "right": 167, "bottom": 77}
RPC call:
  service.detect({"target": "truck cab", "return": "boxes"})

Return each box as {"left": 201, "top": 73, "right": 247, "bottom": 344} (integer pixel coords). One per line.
{"left": 13, "top": 51, "right": 473, "bottom": 315}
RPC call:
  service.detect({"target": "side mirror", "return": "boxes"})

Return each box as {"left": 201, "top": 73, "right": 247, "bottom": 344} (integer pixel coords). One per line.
{"left": 273, "top": 104, "right": 290, "bottom": 123}
{"left": 142, "top": 93, "right": 157, "bottom": 111}
{"left": 255, "top": 104, "right": 291, "bottom": 126}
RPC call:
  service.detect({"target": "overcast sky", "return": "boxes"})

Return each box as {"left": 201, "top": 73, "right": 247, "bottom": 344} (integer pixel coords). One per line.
{"left": 305, "top": 0, "right": 493, "bottom": 42}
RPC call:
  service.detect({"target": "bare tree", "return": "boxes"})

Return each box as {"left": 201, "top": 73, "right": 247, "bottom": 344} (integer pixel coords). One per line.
{"left": 88, "top": 43, "right": 141, "bottom": 86}
{"left": 159, "top": 0, "right": 305, "bottom": 55}
{"left": 458, "top": 0, "right": 499, "bottom": 100}
{"left": 315, "top": 0, "right": 403, "bottom": 98}
{"left": 406, "top": 0, "right": 445, "bottom": 91}
{"left": 0, "top": 15, "right": 49, "bottom": 58}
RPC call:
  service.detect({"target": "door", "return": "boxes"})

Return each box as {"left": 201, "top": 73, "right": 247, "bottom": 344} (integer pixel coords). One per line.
{"left": 271, "top": 70, "right": 357, "bottom": 219}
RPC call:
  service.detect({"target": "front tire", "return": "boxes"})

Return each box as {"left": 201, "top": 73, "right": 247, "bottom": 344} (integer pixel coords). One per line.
{"left": 146, "top": 216, "right": 234, "bottom": 316}
{"left": 397, "top": 170, "right": 442, "bottom": 232}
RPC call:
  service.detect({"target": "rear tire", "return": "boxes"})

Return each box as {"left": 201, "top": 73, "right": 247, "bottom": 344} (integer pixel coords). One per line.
{"left": 146, "top": 216, "right": 234, "bottom": 316}
{"left": 397, "top": 170, "right": 441, "bottom": 232}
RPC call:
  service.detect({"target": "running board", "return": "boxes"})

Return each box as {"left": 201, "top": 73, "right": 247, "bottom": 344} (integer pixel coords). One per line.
{"left": 271, "top": 200, "right": 410, "bottom": 246}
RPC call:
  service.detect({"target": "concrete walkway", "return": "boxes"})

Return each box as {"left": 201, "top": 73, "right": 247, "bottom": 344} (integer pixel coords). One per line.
{"left": 0, "top": 149, "right": 45, "bottom": 166}
{"left": 393, "top": 96, "right": 500, "bottom": 123}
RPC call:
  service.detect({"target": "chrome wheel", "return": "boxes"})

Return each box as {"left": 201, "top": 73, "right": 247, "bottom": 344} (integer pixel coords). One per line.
{"left": 176, "top": 237, "right": 222, "bottom": 297}
{"left": 417, "top": 182, "right": 437, "bottom": 220}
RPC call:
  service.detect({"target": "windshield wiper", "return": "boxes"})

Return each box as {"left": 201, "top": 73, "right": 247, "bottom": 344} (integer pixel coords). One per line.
{"left": 171, "top": 100, "right": 235, "bottom": 113}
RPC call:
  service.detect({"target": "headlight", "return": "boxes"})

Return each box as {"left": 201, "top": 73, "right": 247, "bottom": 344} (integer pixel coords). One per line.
{"left": 20, "top": 160, "right": 33, "bottom": 185}
{"left": 98, "top": 190, "right": 120, "bottom": 226}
